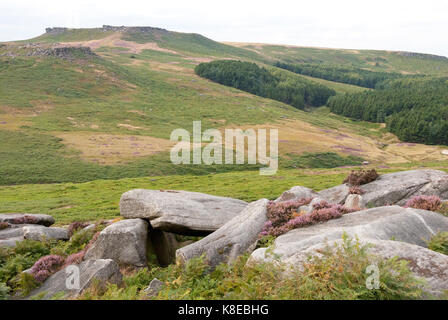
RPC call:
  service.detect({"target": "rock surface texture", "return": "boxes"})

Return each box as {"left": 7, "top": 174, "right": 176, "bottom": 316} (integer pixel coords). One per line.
{"left": 317, "top": 169, "right": 448, "bottom": 206}
{"left": 84, "top": 219, "right": 149, "bottom": 267}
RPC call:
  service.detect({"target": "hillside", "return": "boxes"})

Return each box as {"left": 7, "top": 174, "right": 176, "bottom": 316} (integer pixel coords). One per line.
{"left": 1, "top": 26, "right": 448, "bottom": 186}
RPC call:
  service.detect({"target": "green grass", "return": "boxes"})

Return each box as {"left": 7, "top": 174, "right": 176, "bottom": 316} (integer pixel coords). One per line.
{"left": 0, "top": 169, "right": 349, "bottom": 224}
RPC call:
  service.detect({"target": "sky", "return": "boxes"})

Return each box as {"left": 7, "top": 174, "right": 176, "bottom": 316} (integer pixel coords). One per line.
{"left": 1, "top": 0, "right": 447, "bottom": 56}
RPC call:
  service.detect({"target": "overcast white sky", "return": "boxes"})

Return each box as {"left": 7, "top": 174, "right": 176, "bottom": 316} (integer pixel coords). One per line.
{"left": 1, "top": 0, "right": 447, "bottom": 56}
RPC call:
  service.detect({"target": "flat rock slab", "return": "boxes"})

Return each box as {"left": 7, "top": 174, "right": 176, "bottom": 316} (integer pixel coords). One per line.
{"left": 0, "top": 213, "right": 55, "bottom": 227}
{"left": 84, "top": 219, "right": 149, "bottom": 267}
{"left": 28, "top": 259, "right": 122, "bottom": 300}
{"left": 250, "top": 206, "right": 448, "bottom": 265}
{"left": 317, "top": 169, "right": 448, "bottom": 205}
{"left": 0, "top": 236, "right": 24, "bottom": 247}
{"left": 120, "top": 189, "right": 248, "bottom": 235}
{"left": 23, "top": 226, "right": 69, "bottom": 241}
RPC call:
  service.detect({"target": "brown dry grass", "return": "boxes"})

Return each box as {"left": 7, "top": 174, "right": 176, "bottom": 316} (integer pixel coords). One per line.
{"left": 55, "top": 132, "right": 176, "bottom": 165}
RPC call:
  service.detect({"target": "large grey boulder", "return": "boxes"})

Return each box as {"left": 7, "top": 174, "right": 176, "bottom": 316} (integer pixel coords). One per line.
{"left": 84, "top": 219, "right": 148, "bottom": 267}
{"left": 275, "top": 186, "right": 318, "bottom": 202}
{"left": 317, "top": 169, "right": 448, "bottom": 205}
{"left": 0, "top": 213, "right": 55, "bottom": 227}
{"left": 28, "top": 259, "right": 122, "bottom": 300}
{"left": 249, "top": 206, "right": 448, "bottom": 265}
{"left": 23, "top": 226, "right": 69, "bottom": 241}
{"left": 0, "top": 237, "right": 24, "bottom": 247}
{"left": 176, "top": 198, "right": 269, "bottom": 267}
{"left": 120, "top": 189, "right": 248, "bottom": 235}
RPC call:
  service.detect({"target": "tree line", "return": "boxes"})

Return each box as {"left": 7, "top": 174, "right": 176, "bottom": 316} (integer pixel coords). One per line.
{"left": 327, "top": 77, "right": 448, "bottom": 144}
{"left": 274, "top": 62, "right": 404, "bottom": 89}
{"left": 195, "top": 60, "right": 336, "bottom": 110}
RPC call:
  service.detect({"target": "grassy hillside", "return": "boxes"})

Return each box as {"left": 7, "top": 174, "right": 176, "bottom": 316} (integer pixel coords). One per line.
{"left": 1, "top": 26, "right": 448, "bottom": 187}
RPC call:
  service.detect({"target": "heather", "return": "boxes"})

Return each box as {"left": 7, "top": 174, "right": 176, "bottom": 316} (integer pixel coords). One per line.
{"left": 30, "top": 255, "right": 65, "bottom": 282}
{"left": 78, "top": 235, "right": 424, "bottom": 300}
{"left": 0, "top": 222, "right": 9, "bottom": 230}
{"left": 404, "top": 195, "right": 443, "bottom": 212}
{"left": 344, "top": 169, "right": 379, "bottom": 186}
{"left": 260, "top": 199, "right": 355, "bottom": 238}
{"left": 349, "top": 185, "right": 365, "bottom": 195}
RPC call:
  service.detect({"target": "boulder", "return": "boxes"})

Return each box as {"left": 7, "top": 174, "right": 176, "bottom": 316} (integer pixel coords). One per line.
{"left": 28, "top": 259, "right": 122, "bottom": 300}
{"left": 344, "top": 194, "right": 365, "bottom": 210}
{"left": 317, "top": 169, "right": 448, "bottom": 205}
{"left": 176, "top": 198, "right": 269, "bottom": 267}
{"left": 0, "top": 237, "right": 24, "bottom": 247}
{"left": 23, "top": 226, "right": 69, "bottom": 241}
{"left": 84, "top": 219, "right": 148, "bottom": 267}
{"left": 249, "top": 206, "right": 448, "bottom": 265}
{"left": 143, "top": 278, "right": 164, "bottom": 298}
{"left": 318, "top": 184, "right": 350, "bottom": 204}
{"left": 252, "top": 238, "right": 448, "bottom": 297}
{"left": 120, "top": 189, "right": 248, "bottom": 235}
{"left": 275, "top": 186, "right": 318, "bottom": 202}
{"left": 0, "top": 213, "right": 55, "bottom": 227}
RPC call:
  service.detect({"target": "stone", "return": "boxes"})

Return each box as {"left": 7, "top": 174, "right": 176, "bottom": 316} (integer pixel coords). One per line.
{"left": 84, "top": 219, "right": 148, "bottom": 267}
{"left": 344, "top": 194, "right": 365, "bottom": 210}
{"left": 0, "top": 237, "right": 24, "bottom": 247}
{"left": 23, "top": 226, "right": 69, "bottom": 241}
{"left": 176, "top": 198, "right": 269, "bottom": 267}
{"left": 249, "top": 206, "right": 448, "bottom": 265}
{"left": 143, "top": 278, "right": 165, "bottom": 298}
{"left": 275, "top": 186, "right": 318, "bottom": 202}
{"left": 120, "top": 189, "right": 248, "bottom": 235}
{"left": 318, "top": 184, "right": 350, "bottom": 204}
{"left": 28, "top": 259, "right": 122, "bottom": 300}
{"left": 0, "top": 213, "right": 55, "bottom": 227}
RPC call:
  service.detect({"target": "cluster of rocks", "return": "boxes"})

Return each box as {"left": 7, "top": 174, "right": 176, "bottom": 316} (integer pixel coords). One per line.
{"left": 17, "top": 169, "right": 448, "bottom": 299}
{"left": 0, "top": 214, "right": 69, "bottom": 247}
{"left": 397, "top": 51, "right": 448, "bottom": 61}
{"left": 25, "top": 46, "right": 96, "bottom": 59}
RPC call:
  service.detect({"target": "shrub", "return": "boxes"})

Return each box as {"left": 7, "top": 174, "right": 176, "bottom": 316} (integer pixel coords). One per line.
{"left": 64, "top": 230, "right": 100, "bottom": 267}
{"left": 261, "top": 198, "right": 312, "bottom": 237}
{"left": 0, "top": 282, "right": 10, "bottom": 300}
{"left": 344, "top": 169, "right": 379, "bottom": 186}
{"left": 427, "top": 232, "right": 448, "bottom": 255}
{"left": 404, "top": 195, "right": 442, "bottom": 212}
{"left": 261, "top": 199, "right": 355, "bottom": 237}
{"left": 349, "top": 186, "right": 365, "bottom": 195}
{"left": 30, "top": 255, "right": 65, "bottom": 283}
{"left": 10, "top": 215, "right": 39, "bottom": 225}
{"left": 437, "top": 202, "right": 448, "bottom": 217}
